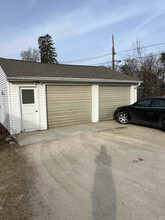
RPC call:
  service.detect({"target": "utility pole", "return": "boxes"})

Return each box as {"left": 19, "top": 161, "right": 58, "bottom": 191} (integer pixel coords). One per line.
{"left": 112, "top": 34, "right": 115, "bottom": 70}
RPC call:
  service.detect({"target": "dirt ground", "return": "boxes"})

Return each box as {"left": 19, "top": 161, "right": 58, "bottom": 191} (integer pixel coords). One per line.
{"left": 0, "top": 124, "right": 32, "bottom": 220}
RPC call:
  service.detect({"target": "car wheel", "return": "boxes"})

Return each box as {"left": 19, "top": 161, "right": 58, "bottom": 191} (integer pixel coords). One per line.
{"left": 117, "top": 112, "right": 128, "bottom": 124}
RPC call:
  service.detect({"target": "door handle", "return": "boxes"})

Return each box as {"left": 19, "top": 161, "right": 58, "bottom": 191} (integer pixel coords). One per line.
{"left": 35, "top": 110, "right": 38, "bottom": 112}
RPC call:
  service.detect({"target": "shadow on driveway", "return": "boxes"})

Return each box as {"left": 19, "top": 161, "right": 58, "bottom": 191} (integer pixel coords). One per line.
{"left": 92, "top": 145, "right": 116, "bottom": 220}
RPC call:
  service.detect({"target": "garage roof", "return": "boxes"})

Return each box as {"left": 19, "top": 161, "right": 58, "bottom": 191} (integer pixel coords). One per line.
{"left": 0, "top": 57, "right": 140, "bottom": 83}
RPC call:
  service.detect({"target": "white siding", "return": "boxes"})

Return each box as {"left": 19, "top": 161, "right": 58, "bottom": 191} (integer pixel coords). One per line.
{"left": 38, "top": 84, "right": 47, "bottom": 130}
{"left": 130, "top": 85, "right": 138, "bottom": 104}
{"left": 9, "top": 83, "right": 22, "bottom": 134}
{"left": 0, "top": 66, "right": 10, "bottom": 132}
{"left": 8, "top": 83, "right": 47, "bottom": 134}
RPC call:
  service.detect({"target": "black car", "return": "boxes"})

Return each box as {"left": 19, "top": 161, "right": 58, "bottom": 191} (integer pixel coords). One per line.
{"left": 114, "top": 97, "right": 165, "bottom": 130}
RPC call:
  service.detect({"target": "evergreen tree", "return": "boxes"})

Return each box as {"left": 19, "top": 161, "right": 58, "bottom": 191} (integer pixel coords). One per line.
{"left": 38, "top": 34, "right": 58, "bottom": 64}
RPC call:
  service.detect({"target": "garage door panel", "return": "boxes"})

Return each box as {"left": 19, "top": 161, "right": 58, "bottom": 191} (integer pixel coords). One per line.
{"left": 46, "top": 86, "right": 91, "bottom": 128}
{"left": 48, "top": 116, "right": 91, "bottom": 128}
{"left": 48, "top": 112, "right": 91, "bottom": 118}
{"left": 99, "top": 86, "right": 130, "bottom": 121}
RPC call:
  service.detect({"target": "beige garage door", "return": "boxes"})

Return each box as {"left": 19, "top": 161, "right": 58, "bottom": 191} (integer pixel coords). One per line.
{"left": 46, "top": 86, "right": 92, "bottom": 128}
{"left": 99, "top": 86, "right": 130, "bottom": 121}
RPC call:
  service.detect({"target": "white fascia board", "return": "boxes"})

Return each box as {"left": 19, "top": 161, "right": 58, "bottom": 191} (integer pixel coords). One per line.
{"left": 7, "top": 76, "right": 142, "bottom": 84}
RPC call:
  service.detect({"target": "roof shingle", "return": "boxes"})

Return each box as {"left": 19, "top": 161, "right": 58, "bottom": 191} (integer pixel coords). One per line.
{"left": 0, "top": 57, "right": 139, "bottom": 82}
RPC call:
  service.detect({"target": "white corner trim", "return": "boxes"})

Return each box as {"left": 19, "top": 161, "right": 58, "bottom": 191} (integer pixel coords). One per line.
{"left": 36, "top": 85, "right": 40, "bottom": 130}
{"left": 38, "top": 84, "right": 47, "bottom": 130}
{"left": 92, "top": 85, "right": 99, "bottom": 122}
{"left": 130, "top": 83, "right": 140, "bottom": 104}
{"left": 7, "top": 82, "right": 12, "bottom": 134}
{"left": 43, "top": 84, "right": 48, "bottom": 130}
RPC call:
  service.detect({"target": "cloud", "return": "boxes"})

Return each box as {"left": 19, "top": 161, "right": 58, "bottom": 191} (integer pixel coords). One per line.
{"left": 0, "top": 0, "right": 165, "bottom": 59}
{"left": 0, "top": 3, "right": 143, "bottom": 57}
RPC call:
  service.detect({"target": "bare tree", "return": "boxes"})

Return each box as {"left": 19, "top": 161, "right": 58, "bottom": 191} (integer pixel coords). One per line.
{"left": 160, "top": 52, "right": 165, "bottom": 94}
{"left": 20, "top": 47, "right": 40, "bottom": 62}
{"left": 119, "top": 38, "right": 164, "bottom": 98}
{"left": 141, "top": 54, "right": 163, "bottom": 97}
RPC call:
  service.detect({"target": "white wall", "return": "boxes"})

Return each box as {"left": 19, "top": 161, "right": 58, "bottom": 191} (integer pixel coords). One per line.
{"left": 8, "top": 83, "right": 47, "bottom": 134}
{"left": 0, "top": 66, "right": 10, "bottom": 132}
{"left": 8, "top": 83, "right": 22, "bottom": 134}
{"left": 130, "top": 85, "right": 138, "bottom": 104}
{"left": 92, "top": 85, "right": 99, "bottom": 122}
{"left": 38, "top": 84, "right": 47, "bottom": 130}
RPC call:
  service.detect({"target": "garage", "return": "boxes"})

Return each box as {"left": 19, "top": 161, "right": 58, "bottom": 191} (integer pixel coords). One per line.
{"left": 46, "top": 85, "right": 92, "bottom": 128}
{"left": 0, "top": 57, "right": 141, "bottom": 134}
{"left": 99, "top": 86, "right": 130, "bottom": 121}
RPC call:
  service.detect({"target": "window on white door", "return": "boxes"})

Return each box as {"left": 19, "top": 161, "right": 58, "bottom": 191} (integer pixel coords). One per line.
{"left": 22, "top": 89, "right": 35, "bottom": 104}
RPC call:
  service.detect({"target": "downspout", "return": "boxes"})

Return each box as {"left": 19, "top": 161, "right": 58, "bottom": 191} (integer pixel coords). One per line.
{"left": 135, "top": 82, "right": 141, "bottom": 89}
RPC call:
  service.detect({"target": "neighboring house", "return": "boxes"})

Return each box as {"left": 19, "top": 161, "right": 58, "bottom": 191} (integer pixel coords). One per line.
{"left": 0, "top": 57, "right": 141, "bottom": 134}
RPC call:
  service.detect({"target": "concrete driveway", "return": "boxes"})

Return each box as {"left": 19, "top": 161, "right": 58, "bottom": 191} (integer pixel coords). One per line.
{"left": 21, "top": 121, "right": 165, "bottom": 220}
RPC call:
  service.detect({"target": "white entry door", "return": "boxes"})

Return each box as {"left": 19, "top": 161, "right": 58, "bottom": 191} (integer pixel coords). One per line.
{"left": 20, "top": 87, "right": 38, "bottom": 132}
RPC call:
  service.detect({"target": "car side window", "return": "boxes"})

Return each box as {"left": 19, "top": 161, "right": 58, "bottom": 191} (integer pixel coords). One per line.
{"left": 151, "top": 99, "right": 165, "bottom": 108}
{"left": 134, "top": 99, "right": 152, "bottom": 108}
{"left": 160, "top": 100, "right": 165, "bottom": 107}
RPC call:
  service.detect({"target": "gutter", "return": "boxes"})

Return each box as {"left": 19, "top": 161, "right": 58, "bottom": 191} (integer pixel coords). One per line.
{"left": 7, "top": 76, "right": 142, "bottom": 84}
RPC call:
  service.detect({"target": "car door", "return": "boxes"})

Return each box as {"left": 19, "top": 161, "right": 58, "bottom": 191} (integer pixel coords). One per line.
{"left": 129, "top": 98, "right": 152, "bottom": 124}
{"left": 146, "top": 98, "right": 165, "bottom": 127}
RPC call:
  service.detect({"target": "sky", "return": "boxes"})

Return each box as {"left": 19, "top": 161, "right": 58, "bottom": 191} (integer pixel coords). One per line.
{"left": 0, "top": 0, "right": 165, "bottom": 66}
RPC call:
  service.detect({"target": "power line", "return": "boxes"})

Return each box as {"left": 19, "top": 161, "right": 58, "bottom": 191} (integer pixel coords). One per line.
{"left": 92, "top": 53, "right": 162, "bottom": 66}
{"left": 62, "top": 12, "right": 165, "bottom": 59}
{"left": 61, "top": 52, "right": 112, "bottom": 63}
{"left": 92, "top": 59, "right": 122, "bottom": 66}
{"left": 115, "top": 52, "right": 129, "bottom": 60}
{"left": 62, "top": 35, "right": 110, "bottom": 58}
{"left": 94, "top": 61, "right": 112, "bottom": 66}
{"left": 119, "top": 53, "right": 161, "bottom": 61}
{"left": 61, "top": 41, "right": 165, "bottom": 64}
{"left": 116, "top": 41, "right": 165, "bottom": 53}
